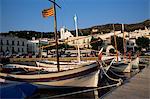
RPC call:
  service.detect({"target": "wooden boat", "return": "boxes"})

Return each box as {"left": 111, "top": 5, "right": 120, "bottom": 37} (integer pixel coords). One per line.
{"left": 110, "top": 56, "right": 139, "bottom": 73}
{"left": 109, "top": 24, "right": 131, "bottom": 73}
{"left": 0, "top": 58, "right": 114, "bottom": 87}
{"left": 110, "top": 60, "right": 131, "bottom": 73}
{"left": 0, "top": 62, "right": 97, "bottom": 87}
{"left": 35, "top": 56, "right": 114, "bottom": 71}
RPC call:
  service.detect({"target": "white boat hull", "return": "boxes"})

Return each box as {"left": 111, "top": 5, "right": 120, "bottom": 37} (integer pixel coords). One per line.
{"left": 0, "top": 62, "right": 101, "bottom": 87}
{"left": 34, "top": 70, "right": 100, "bottom": 87}
{"left": 0, "top": 58, "right": 114, "bottom": 87}
{"left": 36, "top": 61, "right": 78, "bottom": 71}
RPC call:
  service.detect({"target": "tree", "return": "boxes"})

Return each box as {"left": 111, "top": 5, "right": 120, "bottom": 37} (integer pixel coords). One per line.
{"left": 136, "top": 36, "right": 149, "bottom": 50}
{"left": 58, "top": 43, "right": 75, "bottom": 50}
{"left": 90, "top": 36, "right": 103, "bottom": 50}
{"left": 111, "top": 36, "right": 124, "bottom": 53}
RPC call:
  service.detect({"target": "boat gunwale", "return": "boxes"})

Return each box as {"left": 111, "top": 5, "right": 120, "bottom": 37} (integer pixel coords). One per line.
{"left": 0, "top": 62, "right": 98, "bottom": 79}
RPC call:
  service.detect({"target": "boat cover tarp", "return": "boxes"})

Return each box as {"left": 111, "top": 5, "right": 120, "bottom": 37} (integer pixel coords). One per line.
{"left": 0, "top": 82, "right": 37, "bottom": 99}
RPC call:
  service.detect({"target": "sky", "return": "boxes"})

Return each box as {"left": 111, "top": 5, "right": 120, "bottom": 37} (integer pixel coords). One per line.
{"left": 0, "top": 0, "right": 149, "bottom": 33}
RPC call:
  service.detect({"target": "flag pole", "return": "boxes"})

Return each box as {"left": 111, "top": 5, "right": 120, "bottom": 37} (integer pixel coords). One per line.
{"left": 52, "top": 0, "right": 60, "bottom": 71}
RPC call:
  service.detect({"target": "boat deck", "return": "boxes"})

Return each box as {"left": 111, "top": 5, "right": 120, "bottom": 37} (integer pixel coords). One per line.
{"left": 103, "top": 66, "right": 150, "bottom": 99}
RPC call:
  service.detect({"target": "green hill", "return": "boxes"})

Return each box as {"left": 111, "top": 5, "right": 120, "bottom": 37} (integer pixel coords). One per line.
{"left": 1, "top": 19, "right": 149, "bottom": 39}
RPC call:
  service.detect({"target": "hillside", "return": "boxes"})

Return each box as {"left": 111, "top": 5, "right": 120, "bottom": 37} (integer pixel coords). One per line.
{"left": 0, "top": 19, "right": 150, "bottom": 39}
{"left": 75, "top": 19, "right": 150, "bottom": 36}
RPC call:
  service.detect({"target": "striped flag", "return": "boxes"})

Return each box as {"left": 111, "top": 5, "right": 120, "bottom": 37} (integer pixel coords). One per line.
{"left": 42, "top": 7, "right": 54, "bottom": 18}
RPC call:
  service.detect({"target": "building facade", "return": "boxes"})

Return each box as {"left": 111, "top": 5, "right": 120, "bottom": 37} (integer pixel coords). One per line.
{"left": 0, "top": 35, "right": 28, "bottom": 55}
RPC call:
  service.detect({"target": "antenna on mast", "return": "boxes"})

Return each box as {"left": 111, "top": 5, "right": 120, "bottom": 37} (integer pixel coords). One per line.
{"left": 74, "top": 14, "right": 81, "bottom": 63}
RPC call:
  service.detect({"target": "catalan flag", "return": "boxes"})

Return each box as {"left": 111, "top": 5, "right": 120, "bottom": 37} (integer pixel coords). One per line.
{"left": 42, "top": 7, "right": 54, "bottom": 18}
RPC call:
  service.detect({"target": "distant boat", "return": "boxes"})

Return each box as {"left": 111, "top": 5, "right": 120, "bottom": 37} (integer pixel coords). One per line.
{"left": 110, "top": 59, "right": 131, "bottom": 73}
{"left": 35, "top": 56, "right": 114, "bottom": 71}
{"left": 110, "top": 24, "right": 139, "bottom": 73}
{"left": 110, "top": 57, "right": 139, "bottom": 73}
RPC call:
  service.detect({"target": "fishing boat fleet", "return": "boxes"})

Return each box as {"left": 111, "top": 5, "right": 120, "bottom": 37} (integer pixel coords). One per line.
{"left": 0, "top": 2, "right": 140, "bottom": 88}
{"left": 0, "top": 48, "right": 114, "bottom": 88}
{"left": 0, "top": 38, "right": 140, "bottom": 88}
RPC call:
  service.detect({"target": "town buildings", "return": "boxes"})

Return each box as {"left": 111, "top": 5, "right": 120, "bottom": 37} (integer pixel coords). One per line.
{"left": 0, "top": 27, "right": 149, "bottom": 57}
{"left": 0, "top": 35, "right": 28, "bottom": 55}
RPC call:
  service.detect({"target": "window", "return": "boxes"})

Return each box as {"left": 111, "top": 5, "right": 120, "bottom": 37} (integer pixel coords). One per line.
{"left": 0, "top": 40, "right": 3, "bottom": 45}
{"left": 22, "top": 48, "right": 24, "bottom": 52}
{"left": 6, "top": 47, "right": 9, "bottom": 51}
{"left": 12, "top": 41, "right": 14, "bottom": 45}
{"left": 131, "top": 43, "right": 134, "bottom": 46}
{"left": 17, "top": 41, "right": 20, "bottom": 46}
{"left": 12, "top": 47, "right": 15, "bottom": 53}
{"left": 18, "top": 48, "right": 20, "bottom": 52}
{"left": 22, "top": 42, "right": 24, "bottom": 46}
{"left": 7, "top": 40, "right": 9, "bottom": 45}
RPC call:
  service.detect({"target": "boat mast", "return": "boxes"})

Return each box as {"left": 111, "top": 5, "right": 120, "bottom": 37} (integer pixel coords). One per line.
{"left": 49, "top": 0, "right": 60, "bottom": 71}
{"left": 122, "top": 24, "right": 126, "bottom": 63}
{"left": 113, "top": 24, "right": 118, "bottom": 63}
{"left": 74, "top": 14, "right": 81, "bottom": 63}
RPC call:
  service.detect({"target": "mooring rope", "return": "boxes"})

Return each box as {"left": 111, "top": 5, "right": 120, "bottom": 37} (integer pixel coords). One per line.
{"left": 108, "top": 69, "right": 126, "bottom": 78}
{"left": 99, "top": 59, "right": 125, "bottom": 78}
{"left": 102, "top": 59, "right": 115, "bottom": 68}
{"left": 41, "top": 82, "right": 121, "bottom": 99}
{"left": 98, "top": 61, "right": 123, "bottom": 83}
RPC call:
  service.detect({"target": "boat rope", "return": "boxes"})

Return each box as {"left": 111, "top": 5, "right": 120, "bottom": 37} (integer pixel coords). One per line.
{"left": 41, "top": 82, "right": 121, "bottom": 99}
{"left": 98, "top": 61, "right": 123, "bottom": 83}
{"left": 108, "top": 69, "right": 126, "bottom": 78}
{"left": 110, "top": 65, "right": 130, "bottom": 70}
{"left": 102, "top": 59, "right": 115, "bottom": 68}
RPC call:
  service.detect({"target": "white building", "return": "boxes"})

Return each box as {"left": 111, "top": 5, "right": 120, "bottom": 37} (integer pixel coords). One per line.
{"left": 60, "top": 27, "right": 92, "bottom": 48}
{"left": 28, "top": 38, "right": 49, "bottom": 55}
{"left": 60, "top": 27, "right": 74, "bottom": 40}
{"left": 60, "top": 27, "right": 123, "bottom": 49}
{"left": 116, "top": 27, "right": 150, "bottom": 52}
{"left": 0, "top": 35, "right": 28, "bottom": 55}
{"left": 66, "top": 36, "right": 92, "bottom": 48}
